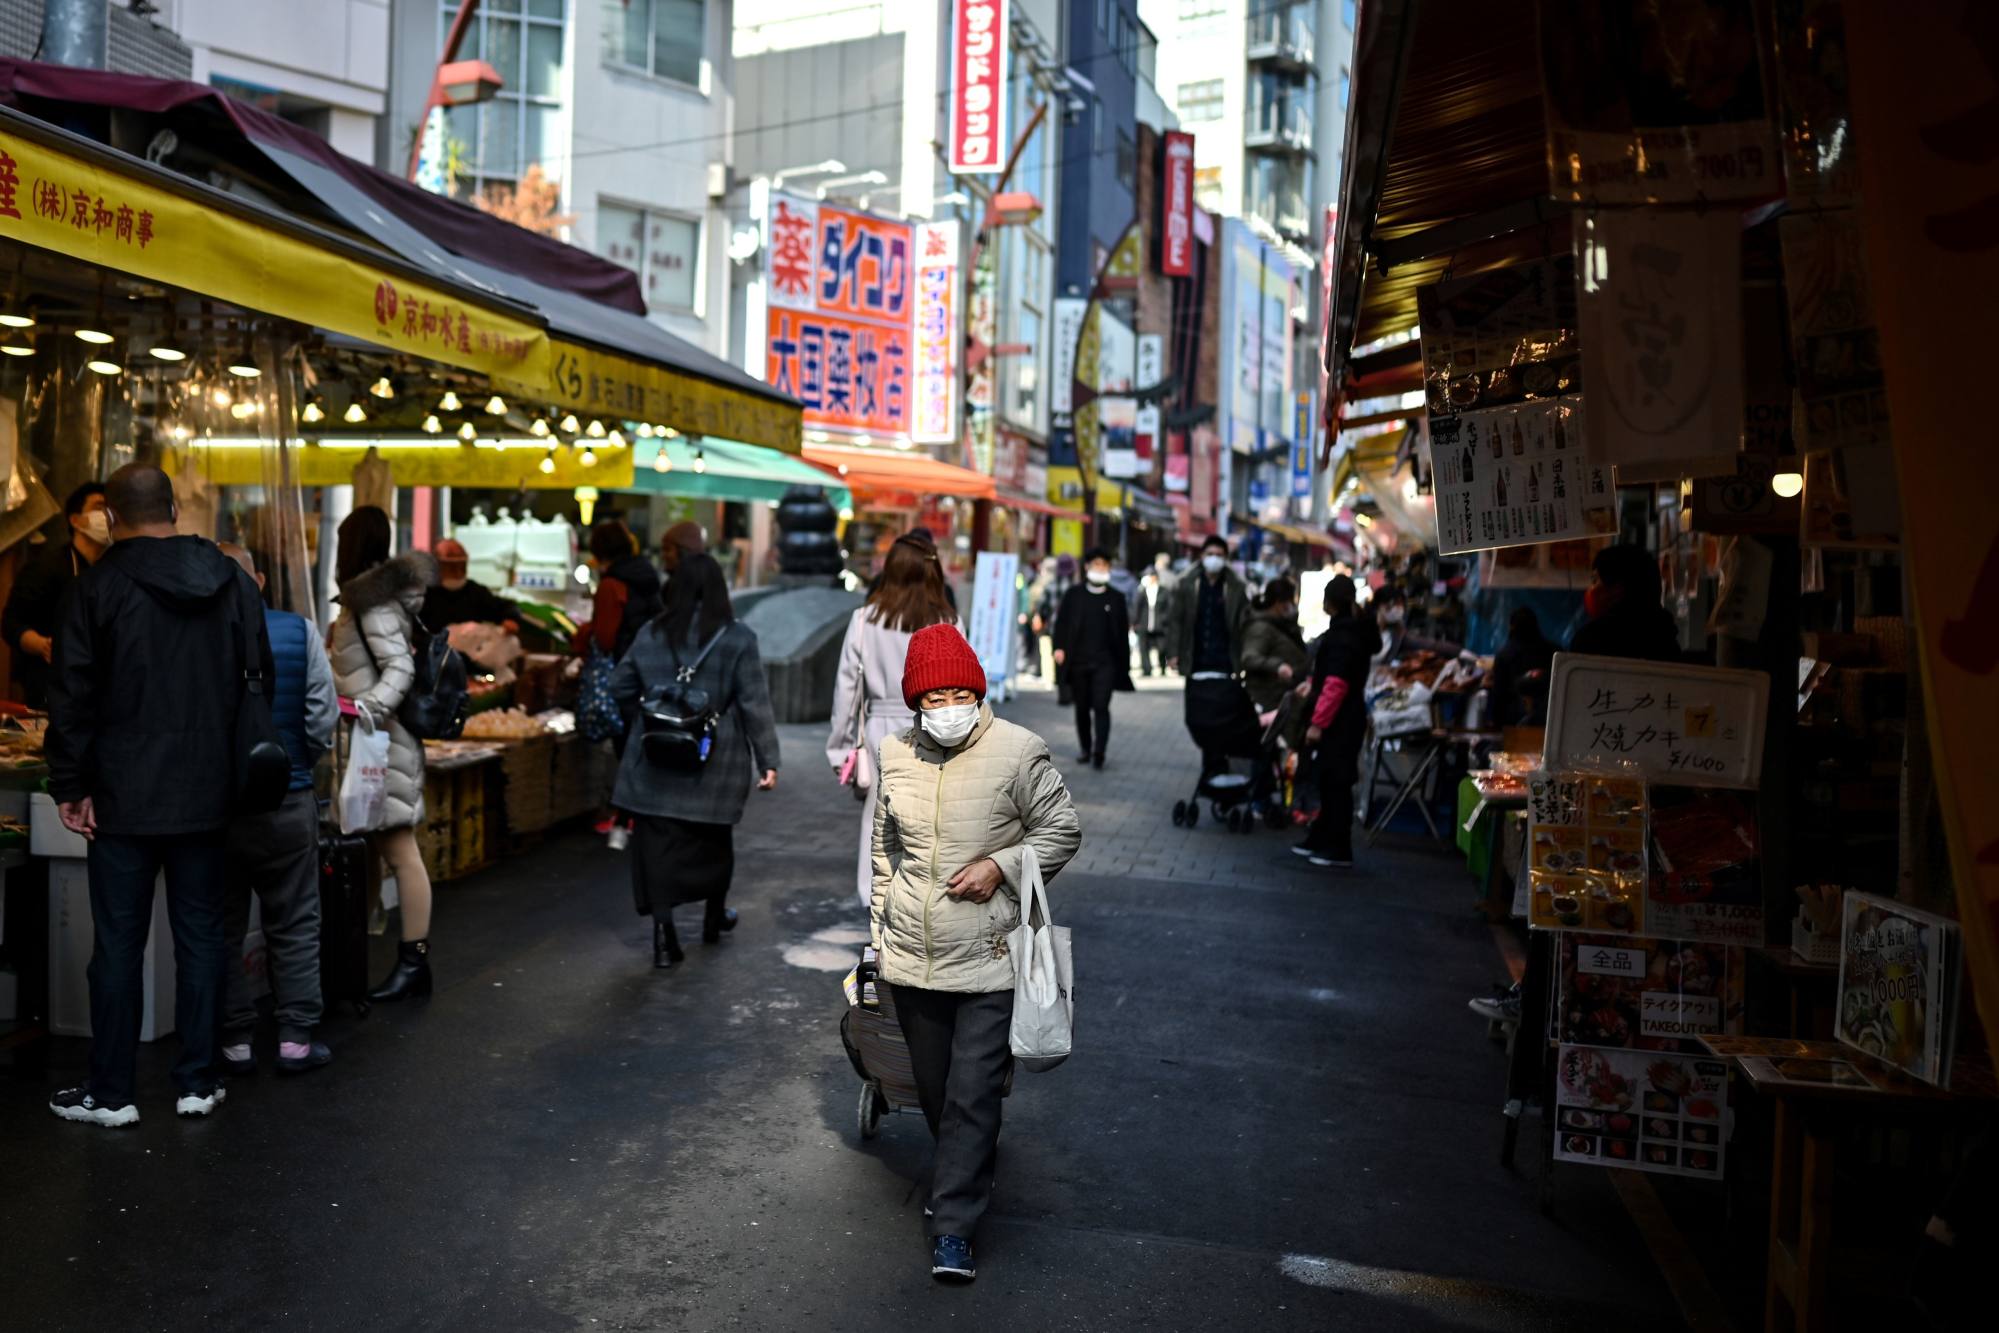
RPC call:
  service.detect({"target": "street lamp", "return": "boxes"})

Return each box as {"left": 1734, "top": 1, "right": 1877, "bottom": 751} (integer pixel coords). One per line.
{"left": 405, "top": 0, "right": 504, "bottom": 182}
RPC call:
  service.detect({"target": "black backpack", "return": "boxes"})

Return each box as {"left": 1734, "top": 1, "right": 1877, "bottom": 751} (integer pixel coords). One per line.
{"left": 362, "top": 614, "right": 468, "bottom": 740}
{"left": 639, "top": 625, "right": 731, "bottom": 769}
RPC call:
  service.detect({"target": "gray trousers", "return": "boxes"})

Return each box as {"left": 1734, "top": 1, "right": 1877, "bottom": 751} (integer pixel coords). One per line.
{"left": 891, "top": 984, "right": 1015, "bottom": 1239}
{"left": 223, "top": 789, "right": 323, "bottom": 1043}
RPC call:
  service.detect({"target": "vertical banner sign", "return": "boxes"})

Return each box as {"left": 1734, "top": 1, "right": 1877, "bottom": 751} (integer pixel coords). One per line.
{"left": 911, "top": 221, "right": 961, "bottom": 445}
{"left": 948, "top": 0, "right": 1010, "bottom": 175}
{"left": 969, "top": 551, "right": 1021, "bottom": 700}
{"left": 1050, "top": 297, "right": 1087, "bottom": 422}
{"left": 1291, "top": 391, "right": 1314, "bottom": 500}
{"left": 765, "top": 192, "right": 914, "bottom": 440}
{"left": 1134, "top": 334, "right": 1163, "bottom": 463}
{"left": 1844, "top": 0, "right": 1999, "bottom": 1060}
{"left": 1160, "top": 131, "right": 1195, "bottom": 276}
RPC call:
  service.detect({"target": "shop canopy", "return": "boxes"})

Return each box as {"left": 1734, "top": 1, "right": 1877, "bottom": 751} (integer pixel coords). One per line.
{"left": 624, "top": 438, "right": 851, "bottom": 509}
{"left": 1246, "top": 518, "right": 1338, "bottom": 551}
{"left": 172, "top": 439, "right": 630, "bottom": 490}
{"left": 802, "top": 444, "right": 996, "bottom": 507}
{"left": 0, "top": 61, "right": 801, "bottom": 454}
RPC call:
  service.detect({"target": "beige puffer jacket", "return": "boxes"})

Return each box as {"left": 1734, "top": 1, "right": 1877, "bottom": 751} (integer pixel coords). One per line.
{"left": 870, "top": 704, "right": 1082, "bottom": 992}
{"left": 329, "top": 551, "right": 436, "bottom": 830}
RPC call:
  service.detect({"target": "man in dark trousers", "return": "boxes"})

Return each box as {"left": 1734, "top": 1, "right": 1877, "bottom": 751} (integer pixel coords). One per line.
{"left": 2, "top": 481, "right": 109, "bottom": 706}
{"left": 1167, "top": 534, "right": 1251, "bottom": 776}
{"left": 420, "top": 537, "right": 519, "bottom": 631}
{"left": 1053, "top": 547, "right": 1134, "bottom": 768}
{"left": 44, "top": 465, "right": 273, "bottom": 1127}
{"left": 216, "top": 544, "right": 337, "bottom": 1077}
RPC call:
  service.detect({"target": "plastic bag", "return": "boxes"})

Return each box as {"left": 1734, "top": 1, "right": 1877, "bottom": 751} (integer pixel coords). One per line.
{"left": 338, "top": 712, "right": 392, "bottom": 834}
{"left": 1006, "top": 846, "right": 1074, "bottom": 1071}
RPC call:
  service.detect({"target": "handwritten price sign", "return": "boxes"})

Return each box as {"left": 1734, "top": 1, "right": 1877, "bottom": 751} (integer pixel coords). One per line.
{"left": 1542, "top": 654, "right": 1768, "bottom": 788}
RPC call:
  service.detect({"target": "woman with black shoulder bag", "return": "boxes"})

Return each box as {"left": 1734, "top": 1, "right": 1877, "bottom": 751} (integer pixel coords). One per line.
{"left": 609, "top": 553, "right": 781, "bottom": 970}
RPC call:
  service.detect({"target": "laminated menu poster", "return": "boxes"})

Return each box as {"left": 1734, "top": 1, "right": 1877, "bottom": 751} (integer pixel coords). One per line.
{"left": 1837, "top": 893, "right": 1961, "bottom": 1087}
{"left": 1554, "top": 1046, "right": 1728, "bottom": 1178}
{"left": 1645, "top": 786, "right": 1765, "bottom": 946}
{"left": 1529, "top": 772, "right": 1649, "bottom": 934}
{"left": 1429, "top": 400, "right": 1617, "bottom": 555}
{"left": 1556, "top": 934, "right": 1742, "bottom": 1055}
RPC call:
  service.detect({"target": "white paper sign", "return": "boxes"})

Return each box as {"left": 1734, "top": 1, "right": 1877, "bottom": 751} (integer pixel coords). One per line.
{"left": 1430, "top": 398, "right": 1616, "bottom": 555}
{"left": 1050, "top": 298, "right": 1087, "bottom": 418}
{"left": 1578, "top": 945, "right": 1648, "bottom": 977}
{"left": 968, "top": 552, "right": 1020, "bottom": 700}
{"left": 1543, "top": 654, "right": 1769, "bottom": 787}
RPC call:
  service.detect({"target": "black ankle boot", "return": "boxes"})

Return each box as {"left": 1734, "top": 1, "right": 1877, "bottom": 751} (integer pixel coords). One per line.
{"left": 653, "top": 919, "right": 685, "bottom": 969}
{"left": 369, "top": 939, "right": 432, "bottom": 1001}
{"left": 702, "top": 907, "right": 739, "bottom": 945}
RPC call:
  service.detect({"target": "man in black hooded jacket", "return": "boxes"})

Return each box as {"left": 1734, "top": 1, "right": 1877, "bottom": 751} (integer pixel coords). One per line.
{"left": 44, "top": 464, "right": 274, "bottom": 1128}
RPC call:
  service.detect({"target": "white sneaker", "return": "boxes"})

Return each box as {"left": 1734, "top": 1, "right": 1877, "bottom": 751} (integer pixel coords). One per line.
{"left": 1309, "top": 855, "right": 1354, "bottom": 869}
{"left": 607, "top": 823, "right": 631, "bottom": 851}
{"left": 49, "top": 1086, "right": 140, "bottom": 1127}
{"left": 175, "top": 1086, "right": 227, "bottom": 1117}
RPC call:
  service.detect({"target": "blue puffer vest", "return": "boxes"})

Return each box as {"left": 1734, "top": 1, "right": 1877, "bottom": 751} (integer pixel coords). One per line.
{"left": 264, "top": 607, "right": 316, "bottom": 791}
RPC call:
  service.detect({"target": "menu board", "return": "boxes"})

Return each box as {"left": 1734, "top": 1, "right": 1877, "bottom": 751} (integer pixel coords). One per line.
{"left": 1837, "top": 892, "right": 1961, "bottom": 1087}
{"left": 1544, "top": 654, "right": 1769, "bottom": 788}
{"left": 1646, "top": 786, "right": 1764, "bottom": 945}
{"left": 1528, "top": 772, "right": 1648, "bottom": 934}
{"left": 1555, "top": 934, "right": 1742, "bottom": 1055}
{"left": 1430, "top": 399, "right": 1617, "bottom": 555}
{"left": 1553, "top": 1046, "right": 1728, "bottom": 1178}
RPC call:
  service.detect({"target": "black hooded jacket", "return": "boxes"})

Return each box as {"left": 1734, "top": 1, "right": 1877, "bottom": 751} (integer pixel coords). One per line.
{"left": 46, "top": 536, "right": 274, "bottom": 835}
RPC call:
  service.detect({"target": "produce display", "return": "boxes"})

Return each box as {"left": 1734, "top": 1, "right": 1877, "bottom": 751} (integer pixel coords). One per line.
{"left": 460, "top": 707, "right": 548, "bottom": 739}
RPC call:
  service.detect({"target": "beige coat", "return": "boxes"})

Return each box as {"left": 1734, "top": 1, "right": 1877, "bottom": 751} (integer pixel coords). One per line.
{"left": 870, "top": 704, "right": 1082, "bottom": 992}
{"left": 329, "top": 551, "right": 436, "bottom": 830}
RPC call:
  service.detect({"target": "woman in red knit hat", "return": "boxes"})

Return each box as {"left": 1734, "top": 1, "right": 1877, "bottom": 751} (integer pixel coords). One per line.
{"left": 869, "top": 623, "right": 1082, "bottom": 1283}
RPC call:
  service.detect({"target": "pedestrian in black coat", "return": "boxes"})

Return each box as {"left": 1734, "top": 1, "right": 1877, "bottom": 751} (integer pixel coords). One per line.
{"left": 1053, "top": 547, "right": 1134, "bottom": 768}
{"left": 1568, "top": 544, "right": 1680, "bottom": 663}
{"left": 2, "top": 481, "right": 110, "bottom": 706}
{"left": 1296, "top": 577, "right": 1373, "bottom": 869}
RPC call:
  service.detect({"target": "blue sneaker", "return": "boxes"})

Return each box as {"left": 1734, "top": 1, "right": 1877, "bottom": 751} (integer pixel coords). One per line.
{"left": 930, "top": 1235, "right": 976, "bottom": 1283}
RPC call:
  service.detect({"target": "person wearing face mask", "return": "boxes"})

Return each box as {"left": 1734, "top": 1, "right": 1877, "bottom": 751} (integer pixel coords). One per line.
{"left": 4, "top": 482, "right": 110, "bottom": 707}
{"left": 1240, "top": 577, "right": 1310, "bottom": 715}
{"left": 870, "top": 624, "right": 1081, "bottom": 1283}
{"left": 1167, "top": 535, "right": 1251, "bottom": 777}
{"left": 1051, "top": 548, "right": 1134, "bottom": 769}
{"left": 420, "top": 538, "right": 520, "bottom": 633}
{"left": 1568, "top": 543, "right": 1681, "bottom": 662}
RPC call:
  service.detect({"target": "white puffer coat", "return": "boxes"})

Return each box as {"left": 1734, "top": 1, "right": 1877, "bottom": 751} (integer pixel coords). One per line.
{"left": 870, "top": 704, "right": 1082, "bottom": 992}
{"left": 329, "top": 551, "right": 436, "bottom": 830}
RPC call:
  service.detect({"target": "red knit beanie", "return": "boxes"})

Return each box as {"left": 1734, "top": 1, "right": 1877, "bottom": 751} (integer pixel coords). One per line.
{"left": 902, "top": 624, "right": 988, "bottom": 709}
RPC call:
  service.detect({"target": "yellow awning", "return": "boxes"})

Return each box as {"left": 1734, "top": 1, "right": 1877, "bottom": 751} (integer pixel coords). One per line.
{"left": 498, "top": 341, "right": 802, "bottom": 457}
{"left": 166, "top": 441, "right": 632, "bottom": 489}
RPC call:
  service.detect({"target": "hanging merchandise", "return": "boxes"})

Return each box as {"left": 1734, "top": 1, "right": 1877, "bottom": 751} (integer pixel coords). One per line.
{"left": 1539, "top": 0, "right": 1780, "bottom": 206}
{"left": 1575, "top": 210, "right": 1744, "bottom": 482}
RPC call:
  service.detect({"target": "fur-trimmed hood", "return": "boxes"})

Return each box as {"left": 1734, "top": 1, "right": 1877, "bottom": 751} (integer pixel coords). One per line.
{"left": 339, "top": 550, "right": 437, "bottom": 613}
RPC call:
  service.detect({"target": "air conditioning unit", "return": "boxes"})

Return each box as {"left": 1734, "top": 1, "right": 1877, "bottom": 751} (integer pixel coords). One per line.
{"left": 707, "top": 162, "right": 729, "bottom": 200}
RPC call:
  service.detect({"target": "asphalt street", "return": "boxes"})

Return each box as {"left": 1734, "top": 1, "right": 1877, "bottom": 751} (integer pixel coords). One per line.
{"left": 0, "top": 681, "right": 1679, "bottom": 1332}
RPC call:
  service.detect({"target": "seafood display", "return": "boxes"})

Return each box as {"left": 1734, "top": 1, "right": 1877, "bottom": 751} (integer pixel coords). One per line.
{"left": 1836, "top": 892, "right": 1960, "bottom": 1087}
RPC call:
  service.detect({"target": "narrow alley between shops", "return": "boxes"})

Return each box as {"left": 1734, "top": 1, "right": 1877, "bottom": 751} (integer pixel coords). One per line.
{"left": 1, "top": 684, "right": 1674, "bottom": 1332}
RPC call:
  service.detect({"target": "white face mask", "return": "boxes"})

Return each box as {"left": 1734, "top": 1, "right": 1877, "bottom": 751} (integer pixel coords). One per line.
{"left": 78, "top": 511, "right": 112, "bottom": 545}
{"left": 1201, "top": 554, "right": 1225, "bottom": 576}
{"left": 1086, "top": 568, "right": 1110, "bottom": 586}
{"left": 920, "top": 702, "right": 980, "bottom": 747}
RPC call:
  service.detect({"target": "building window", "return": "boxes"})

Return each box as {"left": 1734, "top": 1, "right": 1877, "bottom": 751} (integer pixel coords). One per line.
{"left": 603, "top": 0, "right": 704, "bottom": 87}
{"left": 596, "top": 201, "right": 700, "bottom": 311}
{"left": 1344, "top": 0, "right": 1358, "bottom": 30}
{"left": 1178, "top": 0, "right": 1225, "bottom": 18}
{"left": 1116, "top": 130, "right": 1135, "bottom": 190}
{"left": 1093, "top": 97, "right": 1103, "bottom": 154}
{"left": 1098, "top": 0, "right": 1111, "bottom": 32}
{"left": 1178, "top": 78, "right": 1223, "bottom": 122}
{"left": 442, "top": 1, "right": 568, "bottom": 197}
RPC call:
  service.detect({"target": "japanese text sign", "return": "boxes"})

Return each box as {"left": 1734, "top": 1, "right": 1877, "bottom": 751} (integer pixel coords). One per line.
{"left": 1429, "top": 399, "right": 1615, "bottom": 554}
{"left": 1161, "top": 131, "right": 1195, "bottom": 276}
{"left": 911, "top": 221, "right": 960, "bottom": 445}
{"left": 1544, "top": 654, "right": 1768, "bottom": 787}
{"left": 948, "top": 0, "right": 1010, "bottom": 175}
{"left": 1553, "top": 1045, "right": 1727, "bottom": 1179}
{"left": 765, "top": 192, "right": 914, "bottom": 438}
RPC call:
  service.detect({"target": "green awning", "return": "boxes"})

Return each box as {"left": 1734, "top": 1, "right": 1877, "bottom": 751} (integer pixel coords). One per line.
{"left": 622, "top": 438, "right": 851, "bottom": 508}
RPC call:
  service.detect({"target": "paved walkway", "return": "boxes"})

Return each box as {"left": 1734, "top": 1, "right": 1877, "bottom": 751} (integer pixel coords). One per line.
{"left": 0, "top": 684, "right": 1677, "bottom": 1332}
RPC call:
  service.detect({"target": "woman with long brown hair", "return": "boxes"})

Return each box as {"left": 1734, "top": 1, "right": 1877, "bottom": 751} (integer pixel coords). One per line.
{"left": 826, "top": 531, "right": 958, "bottom": 908}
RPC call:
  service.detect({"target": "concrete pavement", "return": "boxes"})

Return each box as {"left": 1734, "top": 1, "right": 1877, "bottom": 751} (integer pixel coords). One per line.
{"left": 0, "top": 683, "right": 1677, "bottom": 1331}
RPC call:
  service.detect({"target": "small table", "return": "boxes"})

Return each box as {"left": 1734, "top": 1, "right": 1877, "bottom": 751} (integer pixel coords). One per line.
{"left": 1463, "top": 772, "right": 1530, "bottom": 920}
{"left": 1365, "top": 727, "right": 1500, "bottom": 847}
{"left": 1698, "top": 1036, "right": 1993, "bottom": 1332}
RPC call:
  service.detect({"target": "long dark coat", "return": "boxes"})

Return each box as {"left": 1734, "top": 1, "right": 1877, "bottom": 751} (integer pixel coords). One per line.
{"left": 608, "top": 617, "right": 781, "bottom": 827}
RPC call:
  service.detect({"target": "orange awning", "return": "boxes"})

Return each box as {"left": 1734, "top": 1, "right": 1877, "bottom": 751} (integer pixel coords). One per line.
{"left": 995, "top": 487, "right": 1071, "bottom": 518}
{"left": 803, "top": 444, "right": 997, "bottom": 504}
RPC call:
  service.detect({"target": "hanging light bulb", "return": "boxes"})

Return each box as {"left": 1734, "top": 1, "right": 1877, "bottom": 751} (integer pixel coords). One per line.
{"left": 227, "top": 351, "right": 261, "bottom": 378}
{"left": 693, "top": 448, "right": 706, "bottom": 475}
{"left": 538, "top": 449, "right": 557, "bottom": 476}
{"left": 344, "top": 401, "right": 368, "bottom": 424}
{"left": 423, "top": 413, "right": 443, "bottom": 434}
{"left": 0, "top": 311, "right": 34, "bottom": 329}
{"left": 607, "top": 429, "right": 625, "bottom": 447}
{"left": 579, "top": 444, "right": 598, "bottom": 468}
{"left": 636, "top": 422, "right": 655, "bottom": 439}
{"left": 74, "top": 327, "right": 114, "bottom": 345}
{"left": 559, "top": 412, "right": 581, "bottom": 434}
{"left": 530, "top": 417, "right": 551, "bottom": 437}
{"left": 459, "top": 420, "right": 477, "bottom": 441}
{"left": 484, "top": 394, "right": 506, "bottom": 414}
{"left": 0, "top": 343, "right": 32, "bottom": 358}
{"left": 653, "top": 446, "right": 672, "bottom": 474}
{"left": 301, "top": 399, "right": 326, "bottom": 424}
{"left": 148, "top": 344, "right": 187, "bottom": 362}
{"left": 585, "top": 419, "right": 606, "bottom": 438}
{"left": 211, "top": 386, "right": 233, "bottom": 407}
{"left": 661, "top": 426, "right": 679, "bottom": 439}
{"left": 87, "top": 358, "right": 122, "bottom": 375}
{"left": 369, "top": 375, "right": 395, "bottom": 399}
{"left": 1771, "top": 470, "right": 1804, "bottom": 499}
{"left": 230, "top": 400, "right": 258, "bottom": 419}
{"left": 438, "top": 389, "right": 463, "bottom": 412}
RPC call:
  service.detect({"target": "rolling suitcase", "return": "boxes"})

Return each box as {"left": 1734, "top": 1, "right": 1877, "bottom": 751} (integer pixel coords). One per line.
{"left": 318, "top": 826, "right": 373, "bottom": 1016}
{"left": 839, "top": 954, "right": 1010, "bottom": 1140}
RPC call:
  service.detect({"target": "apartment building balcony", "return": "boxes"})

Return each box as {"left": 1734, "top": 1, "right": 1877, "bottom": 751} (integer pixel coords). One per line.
{"left": 1245, "top": 93, "right": 1314, "bottom": 156}
{"left": 1247, "top": 3, "right": 1316, "bottom": 74}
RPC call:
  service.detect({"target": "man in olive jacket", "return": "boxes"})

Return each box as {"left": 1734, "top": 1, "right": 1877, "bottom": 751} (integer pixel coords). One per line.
{"left": 1166, "top": 533, "right": 1251, "bottom": 675}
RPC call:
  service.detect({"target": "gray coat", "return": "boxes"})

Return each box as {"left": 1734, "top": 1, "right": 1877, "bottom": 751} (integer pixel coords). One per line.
{"left": 609, "top": 618, "right": 782, "bottom": 826}
{"left": 329, "top": 551, "right": 437, "bottom": 830}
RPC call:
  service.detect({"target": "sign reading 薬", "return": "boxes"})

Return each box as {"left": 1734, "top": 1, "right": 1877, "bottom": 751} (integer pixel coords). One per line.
{"left": 1543, "top": 654, "right": 1768, "bottom": 788}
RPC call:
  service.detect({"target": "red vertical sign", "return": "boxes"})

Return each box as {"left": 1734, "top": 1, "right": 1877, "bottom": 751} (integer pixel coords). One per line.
{"left": 948, "top": 0, "right": 1010, "bottom": 176}
{"left": 1161, "top": 131, "right": 1195, "bottom": 276}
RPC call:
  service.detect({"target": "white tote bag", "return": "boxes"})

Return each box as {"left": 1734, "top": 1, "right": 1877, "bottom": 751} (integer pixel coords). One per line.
{"left": 1006, "top": 846, "right": 1074, "bottom": 1071}
{"left": 338, "top": 712, "right": 392, "bottom": 835}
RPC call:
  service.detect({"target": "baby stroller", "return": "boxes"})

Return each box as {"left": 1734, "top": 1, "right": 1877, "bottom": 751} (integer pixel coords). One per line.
{"left": 1171, "top": 675, "right": 1293, "bottom": 834}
